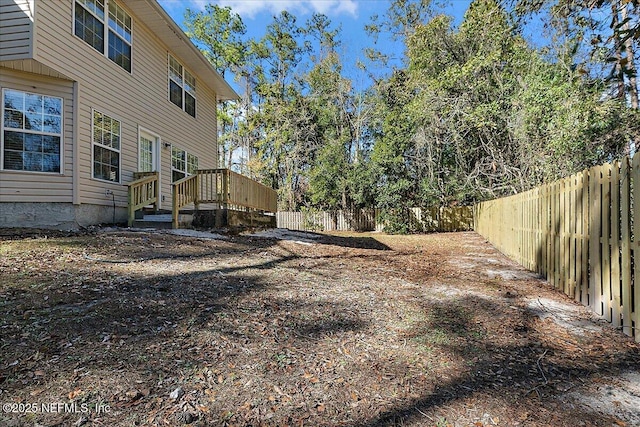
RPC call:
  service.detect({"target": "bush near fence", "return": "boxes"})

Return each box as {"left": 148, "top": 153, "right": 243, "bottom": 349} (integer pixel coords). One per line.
{"left": 474, "top": 153, "right": 640, "bottom": 342}
{"left": 276, "top": 207, "right": 473, "bottom": 233}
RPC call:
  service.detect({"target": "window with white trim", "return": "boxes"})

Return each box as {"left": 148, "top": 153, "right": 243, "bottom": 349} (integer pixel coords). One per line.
{"left": 168, "top": 54, "right": 196, "bottom": 117}
{"left": 74, "top": 0, "right": 132, "bottom": 72}
{"left": 171, "top": 147, "right": 198, "bottom": 182}
{"left": 92, "top": 110, "right": 120, "bottom": 182}
{"left": 2, "top": 89, "right": 62, "bottom": 173}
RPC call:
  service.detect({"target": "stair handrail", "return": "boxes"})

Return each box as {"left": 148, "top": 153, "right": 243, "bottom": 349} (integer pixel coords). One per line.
{"left": 126, "top": 172, "right": 159, "bottom": 227}
{"left": 172, "top": 174, "right": 199, "bottom": 228}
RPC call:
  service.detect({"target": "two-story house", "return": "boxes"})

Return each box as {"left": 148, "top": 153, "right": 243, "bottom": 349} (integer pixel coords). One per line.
{"left": 0, "top": 0, "right": 243, "bottom": 229}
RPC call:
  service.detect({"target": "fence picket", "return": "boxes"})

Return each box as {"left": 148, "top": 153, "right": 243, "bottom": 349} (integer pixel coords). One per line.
{"left": 632, "top": 152, "right": 640, "bottom": 341}
{"left": 602, "top": 163, "right": 612, "bottom": 322}
{"left": 621, "top": 158, "right": 632, "bottom": 336}
{"left": 610, "top": 162, "right": 621, "bottom": 327}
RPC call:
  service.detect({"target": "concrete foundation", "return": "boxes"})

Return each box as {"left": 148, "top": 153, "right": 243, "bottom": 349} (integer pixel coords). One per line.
{"left": 0, "top": 202, "right": 127, "bottom": 230}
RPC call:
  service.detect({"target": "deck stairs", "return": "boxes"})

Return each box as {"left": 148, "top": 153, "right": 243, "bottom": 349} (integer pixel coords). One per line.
{"left": 130, "top": 210, "right": 193, "bottom": 229}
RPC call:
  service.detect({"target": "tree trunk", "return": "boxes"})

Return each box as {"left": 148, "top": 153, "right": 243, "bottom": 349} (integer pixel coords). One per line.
{"left": 612, "top": 1, "right": 625, "bottom": 100}
{"left": 621, "top": 3, "right": 639, "bottom": 109}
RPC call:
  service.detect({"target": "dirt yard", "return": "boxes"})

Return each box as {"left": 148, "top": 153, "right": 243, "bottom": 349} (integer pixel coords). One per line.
{"left": 0, "top": 228, "right": 639, "bottom": 427}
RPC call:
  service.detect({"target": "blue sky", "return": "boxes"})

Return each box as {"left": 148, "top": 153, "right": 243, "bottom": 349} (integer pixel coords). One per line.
{"left": 157, "top": 0, "right": 474, "bottom": 89}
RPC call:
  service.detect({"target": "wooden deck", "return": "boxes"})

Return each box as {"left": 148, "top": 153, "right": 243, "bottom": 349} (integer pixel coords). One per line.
{"left": 127, "top": 169, "right": 277, "bottom": 228}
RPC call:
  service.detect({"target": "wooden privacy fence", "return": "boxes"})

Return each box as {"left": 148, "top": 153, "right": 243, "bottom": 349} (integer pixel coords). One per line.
{"left": 474, "top": 153, "right": 640, "bottom": 342}
{"left": 277, "top": 206, "right": 473, "bottom": 232}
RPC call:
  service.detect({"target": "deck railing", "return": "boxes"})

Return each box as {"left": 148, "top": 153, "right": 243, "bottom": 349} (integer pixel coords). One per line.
{"left": 126, "top": 172, "right": 159, "bottom": 227}
{"left": 171, "top": 168, "right": 277, "bottom": 228}
{"left": 196, "top": 168, "right": 278, "bottom": 212}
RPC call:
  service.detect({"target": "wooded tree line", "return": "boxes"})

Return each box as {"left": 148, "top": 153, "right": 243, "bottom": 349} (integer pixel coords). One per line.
{"left": 184, "top": 0, "right": 640, "bottom": 232}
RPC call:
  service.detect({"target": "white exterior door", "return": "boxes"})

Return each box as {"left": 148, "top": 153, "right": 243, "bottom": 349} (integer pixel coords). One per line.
{"left": 139, "top": 130, "right": 159, "bottom": 173}
{"left": 138, "top": 129, "right": 161, "bottom": 208}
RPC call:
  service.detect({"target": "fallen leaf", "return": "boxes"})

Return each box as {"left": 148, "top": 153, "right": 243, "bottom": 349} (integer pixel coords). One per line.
{"left": 316, "top": 404, "right": 325, "bottom": 412}
{"left": 68, "top": 389, "right": 82, "bottom": 399}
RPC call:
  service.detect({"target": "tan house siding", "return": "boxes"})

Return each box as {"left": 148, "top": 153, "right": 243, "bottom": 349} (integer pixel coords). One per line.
{"left": 0, "top": 0, "right": 34, "bottom": 61}
{"left": 0, "top": 67, "right": 74, "bottom": 202}
{"left": 31, "top": 0, "right": 219, "bottom": 210}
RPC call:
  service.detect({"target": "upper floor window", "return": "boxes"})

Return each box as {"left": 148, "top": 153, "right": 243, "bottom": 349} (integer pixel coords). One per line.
{"left": 2, "top": 89, "right": 63, "bottom": 174}
{"left": 74, "top": 0, "right": 132, "bottom": 73}
{"left": 168, "top": 55, "right": 196, "bottom": 117}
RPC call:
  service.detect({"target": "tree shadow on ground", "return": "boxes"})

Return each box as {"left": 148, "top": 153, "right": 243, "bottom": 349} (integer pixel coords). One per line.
{"left": 355, "top": 294, "right": 640, "bottom": 427}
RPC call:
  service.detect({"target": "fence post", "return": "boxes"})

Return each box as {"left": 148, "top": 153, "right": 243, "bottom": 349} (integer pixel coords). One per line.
{"left": 172, "top": 184, "right": 179, "bottom": 229}
{"left": 222, "top": 169, "right": 229, "bottom": 209}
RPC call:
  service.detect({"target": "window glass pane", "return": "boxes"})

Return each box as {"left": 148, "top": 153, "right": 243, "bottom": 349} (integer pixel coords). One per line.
{"left": 3, "top": 89, "right": 23, "bottom": 110}
{"left": 23, "top": 152, "right": 43, "bottom": 172}
{"left": 4, "top": 109, "right": 23, "bottom": 129}
{"left": 184, "top": 71, "right": 196, "bottom": 97}
{"left": 108, "top": 1, "right": 132, "bottom": 44}
{"left": 25, "top": 112, "right": 43, "bottom": 131}
{"left": 75, "top": 2, "right": 104, "bottom": 53}
{"left": 43, "top": 136, "right": 61, "bottom": 154}
{"left": 172, "top": 147, "right": 185, "bottom": 171}
{"left": 172, "top": 170, "right": 186, "bottom": 182}
{"left": 25, "top": 93, "right": 42, "bottom": 114}
{"left": 169, "top": 56, "right": 183, "bottom": 85}
{"left": 43, "top": 154, "right": 60, "bottom": 173}
{"left": 43, "top": 97, "right": 62, "bottom": 116}
{"left": 43, "top": 115, "right": 61, "bottom": 134}
{"left": 110, "top": 117, "right": 120, "bottom": 135}
{"left": 108, "top": 30, "right": 131, "bottom": 72}
{"left": 24, "top": 133, "right": 43, "bottom": 153}
{"left": 187, "top": 153, "right": 198, "bottom": 174}
{"left": 185, "top": 93, "right": 196, "bottom": 118}
{"left": 4, "top": 131, "right": 24, "bottom": 151}
{"left": 3, "top": 150, "right": 23, "bottom": 170}
{"left": 110, "top": 133, "right": 120, "bottom": 150}
{"left": 77, "top": 0, "right": 105, "bottom": 20}
{"left": 169, "top": 80, "right": 182, "bottom": 108}
{"left": 93, "top": 145, "right": 119, "bottom": 182}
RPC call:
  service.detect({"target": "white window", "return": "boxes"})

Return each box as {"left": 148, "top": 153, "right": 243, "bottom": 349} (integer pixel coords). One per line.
{"left": 171, "top": 147, "right": 198, "bottom": 181}
{"left": 1, "top": 89, "right": 63, "bottom": 173}
{"left": 92, "top": 110, "right": 120, "bottom": 182}
{"left": 74, "top": 0, "right": 132, "bottom": 72}
{"left": 168, "top": 54, "right": 196, "bottom": 117}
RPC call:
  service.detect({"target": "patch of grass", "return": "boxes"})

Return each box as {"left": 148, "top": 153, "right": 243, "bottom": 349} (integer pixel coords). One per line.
{"left": 411, "top": 328, "right": 452, "bottom": 349}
